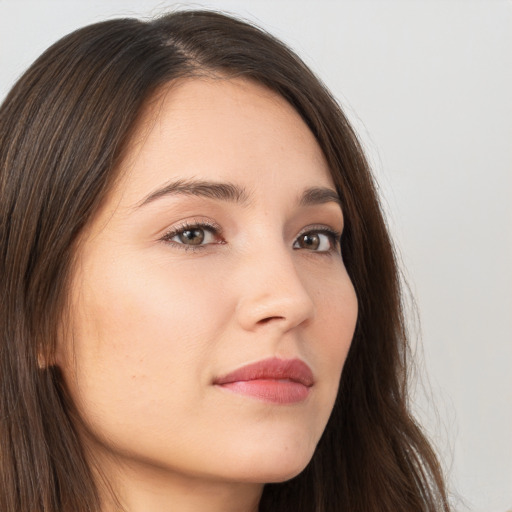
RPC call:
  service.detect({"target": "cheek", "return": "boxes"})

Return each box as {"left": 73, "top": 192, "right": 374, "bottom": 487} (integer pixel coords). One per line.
{"left": 61, "top": 253, "right": 229, "bottom": 438}
{"left": 305, "top": 266, "right": 358, "bottom": 403}
{"left": 321, "top": 273, "right": 357, "bottom": 357}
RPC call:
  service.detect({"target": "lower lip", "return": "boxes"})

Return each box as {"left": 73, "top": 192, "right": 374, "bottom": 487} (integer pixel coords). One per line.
{"left": 217, "top": 380, "right": 311, "bottom": 404}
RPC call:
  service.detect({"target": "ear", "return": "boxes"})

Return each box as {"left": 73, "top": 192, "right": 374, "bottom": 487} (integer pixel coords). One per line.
{"left": 52, "top": 313, "right": 73, "bottom": 369}
{"left": 37, "top": 351, "right": 47, "bottom": 369}
{"left": 38, "top": 322, "right": 67, "bottom": 369}
{"left": 37, "top": 343, "right": 57, "bottom": 369}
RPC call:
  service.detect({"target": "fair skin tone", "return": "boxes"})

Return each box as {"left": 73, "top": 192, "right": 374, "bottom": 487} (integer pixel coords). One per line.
{"left": 57, "top": 77, "right": 358, "bottom": 512}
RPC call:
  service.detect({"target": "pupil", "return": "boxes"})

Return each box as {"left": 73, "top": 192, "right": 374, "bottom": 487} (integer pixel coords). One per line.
{"left": 180, "top": 228, "right": 204, "bottom": 245}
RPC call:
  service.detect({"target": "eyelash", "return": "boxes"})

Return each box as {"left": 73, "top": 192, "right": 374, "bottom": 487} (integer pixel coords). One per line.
{"left": 160, "top": 220, "right": 224, "bottom": 252}
{"left": 160, "top": 221, "right": 342, "bottom": 255}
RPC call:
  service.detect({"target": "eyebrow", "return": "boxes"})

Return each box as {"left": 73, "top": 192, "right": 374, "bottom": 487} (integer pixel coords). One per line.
{"left": 299, "top": 186, "right": 342, "bottom": 208}
{"left": 136, "top": 178, "right": 341, "bottom": 209}
{"left": 137, "top": 179, "right": 250, "bottom": 208}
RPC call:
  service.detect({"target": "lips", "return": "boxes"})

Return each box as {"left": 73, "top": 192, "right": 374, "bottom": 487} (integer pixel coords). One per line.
{"left": 213, "top": 357, "right": 314, "bottom": 404}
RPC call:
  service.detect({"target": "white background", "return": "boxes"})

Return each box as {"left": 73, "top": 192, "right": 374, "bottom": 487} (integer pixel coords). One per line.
{"left": 1, "top": 1, "right": 510, "bottom": 511}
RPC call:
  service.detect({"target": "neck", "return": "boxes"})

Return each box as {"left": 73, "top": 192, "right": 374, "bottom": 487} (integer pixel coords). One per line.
{"left": 95, "top": 459, "right": 263, "bottom": 512}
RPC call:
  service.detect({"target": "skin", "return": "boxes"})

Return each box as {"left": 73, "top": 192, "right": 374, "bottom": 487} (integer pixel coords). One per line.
{"left": 57, "top": 77, "right": 358, "bottom": 512}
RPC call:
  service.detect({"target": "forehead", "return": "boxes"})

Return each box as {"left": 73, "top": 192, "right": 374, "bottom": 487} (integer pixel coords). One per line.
{"left": 114, "top": 76, "right": 334, "bottom": 207}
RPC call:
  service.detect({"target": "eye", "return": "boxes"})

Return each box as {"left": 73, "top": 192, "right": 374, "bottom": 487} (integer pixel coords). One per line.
{"left": 293, "top": 228, "right": 341, "bottom": 253}
{"left": 161, "top": 221, "right": 222, "bottom": 250}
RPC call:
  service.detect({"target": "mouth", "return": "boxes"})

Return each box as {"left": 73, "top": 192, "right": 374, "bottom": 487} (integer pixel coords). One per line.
{"left": 213, "top": 357, "right": 314, "bottom": 404}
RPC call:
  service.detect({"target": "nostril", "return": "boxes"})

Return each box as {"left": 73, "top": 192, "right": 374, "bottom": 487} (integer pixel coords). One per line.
{"left": 257, "top": 316, "right": 284, "bottom": 325}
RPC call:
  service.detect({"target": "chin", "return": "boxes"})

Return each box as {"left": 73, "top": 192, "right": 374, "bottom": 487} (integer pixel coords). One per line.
{"left": 223, "top": 445, "right": 315, "bottom": 484}
{"left": 250, "top": 461, "right": 312, "bottom": 484}
{"left": 257, "top": 463, "right": 311, "bottom": 484}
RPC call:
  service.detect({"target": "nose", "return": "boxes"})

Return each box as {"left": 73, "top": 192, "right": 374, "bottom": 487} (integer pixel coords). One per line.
{"left": 234, "top": 245, "right": 316, "bottom": 333}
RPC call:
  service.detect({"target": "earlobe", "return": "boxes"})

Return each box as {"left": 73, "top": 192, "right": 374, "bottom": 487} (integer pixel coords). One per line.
{"left": 39, "top": 333, "right": 65, "bottom": 369}
{"left": 37, "top": 347, "right": 58, "bottom": 369}
{"left": 37, "top": 352, "right": 47, "bottom": 370}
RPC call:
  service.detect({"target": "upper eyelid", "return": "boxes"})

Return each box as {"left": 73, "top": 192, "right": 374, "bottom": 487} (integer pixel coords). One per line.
{"left": 296, "top": 224, "right": 341, "bottom": 236}
{"left": 163, "top": 222, "right": 341, "bottom": 238}
{"left": 161, "top": 221, "right": 221, "bottom": 241}
{"left": 295, "top": 224, "right": 342, "bottom": 242}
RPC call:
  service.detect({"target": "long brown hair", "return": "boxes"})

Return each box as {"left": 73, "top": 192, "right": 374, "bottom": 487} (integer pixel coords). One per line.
{"left": 0, "top": 9, "right": 450, "bottom": 512}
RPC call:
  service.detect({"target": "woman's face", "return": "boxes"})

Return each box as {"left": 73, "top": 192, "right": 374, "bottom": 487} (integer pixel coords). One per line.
{"left": 58, "top": 78, "right": 358, "bottom": 487}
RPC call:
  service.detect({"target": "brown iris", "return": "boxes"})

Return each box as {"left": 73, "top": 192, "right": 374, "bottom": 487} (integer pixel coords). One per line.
{"left": 179, "top": 228, "right": 205, "bottom": 245}
{"left": 297, "top": 233, "right": 320, "bottom": 250}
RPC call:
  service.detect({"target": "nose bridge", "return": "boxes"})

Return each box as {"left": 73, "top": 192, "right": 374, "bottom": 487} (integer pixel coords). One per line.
{"left": 234, "top": 235, "right": 315, "bottom": 332}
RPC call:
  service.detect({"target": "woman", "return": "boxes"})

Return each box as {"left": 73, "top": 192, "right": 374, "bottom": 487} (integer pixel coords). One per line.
{"left": 0, "top": 9, "right": 450, "bottom": 512}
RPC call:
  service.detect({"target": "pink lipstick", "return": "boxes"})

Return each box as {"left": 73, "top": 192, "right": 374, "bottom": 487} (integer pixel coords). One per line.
{"left": 214, "top": 358, "right": 314, "bottom": 404}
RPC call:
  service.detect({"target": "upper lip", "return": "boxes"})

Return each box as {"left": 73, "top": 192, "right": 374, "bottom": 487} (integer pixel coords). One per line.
{"left": 213, "top": 357, "right": 314, "bottom": 387}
